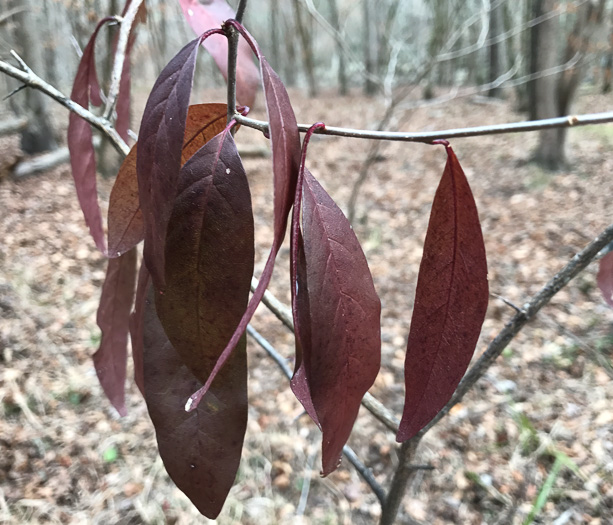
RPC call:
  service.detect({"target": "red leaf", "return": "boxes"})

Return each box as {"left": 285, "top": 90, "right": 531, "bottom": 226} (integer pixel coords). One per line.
{"left": 289, "top": 229, "right": 318, "bottom": 425}
{"left": 136, "top": 37, "right": 201, "bottom": 289}
{"left": 108, "top": 103, "right": 228, "bottom": 257}
{"left": 94, "top": 248, "right": 137, "bottom": 416}
{"left": 185, "top": 55, "right": 301, "bottom": 407}
{"left": 293, "top": 169, "right": 381, "bottom": 475}
{"left": 397, "top": 145, "right": 488, "bottom": 442}
{"left": 143, "top": 286, "right": 247, "bottom": 519}
{"left": 68, "top": 18, "right": 113, "bottom": 254}
{"left": 597, "top": 251, "right": 613, "bottom": 307}
{"left": 155, "top": 129, "right": 254, "bottom": 386}
{"left": 178, "top": 0, "right": 259, "bottom": 107}
{"left": 129, "top": 261, "right": 149, "bottom": 396}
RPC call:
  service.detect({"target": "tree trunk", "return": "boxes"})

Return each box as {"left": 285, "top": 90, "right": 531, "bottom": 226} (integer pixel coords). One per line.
{"left": 488, "top": 0, "right": 505, "bottom": 97}
{"left": 328, "top": 0, "right": 348, "bottom": 96}
{"left": 8, "top": 0, "right": 58, "bottom": 154}
{"left": 269, "top": 0, "right": 280, "bottom": 71}
{"left": 533, "top": 0, "right": 606, "bottom": 170}
{"left": 282, "top": 3, "right": 297, "bottom": 87}
{"left": 293, "top": 0, "right": 318, "bottom": 97}
{"left": 362, "top": 0, "right": 377, "bottom": 96}
{"left": 532, "top": 0, "right": 561, "bottom": 170}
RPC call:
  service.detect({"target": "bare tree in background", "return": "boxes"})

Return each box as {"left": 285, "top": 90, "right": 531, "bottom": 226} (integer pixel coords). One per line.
{"left": 532, "top": 0, "right": 607, "bottom": 170}
{"left": 293, "top": 0, "right": 318, "bottom": 97}
{"left": 7, "top": 0, "right": 58, "bottom": 154}
{"left": 328, "top": 0, "right": 347, "bottom": 95}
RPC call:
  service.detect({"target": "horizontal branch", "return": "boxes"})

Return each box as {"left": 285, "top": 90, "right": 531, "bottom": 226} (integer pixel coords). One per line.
{"left": 251, "top": 277, "right": 400, "bottom": 433}
{"left": 246, "top": 324, "right": 386, "bottom": 505}
{"left": 0, "top": 55, "right": 129, "bottom": 156}
{"left": 235, "top": 111, "right": 613, "bottom": 144}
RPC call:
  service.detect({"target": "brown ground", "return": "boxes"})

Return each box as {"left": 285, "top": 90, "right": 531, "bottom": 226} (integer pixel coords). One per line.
{"left": 1, "top": 86, "right": 613, "bottom": 525}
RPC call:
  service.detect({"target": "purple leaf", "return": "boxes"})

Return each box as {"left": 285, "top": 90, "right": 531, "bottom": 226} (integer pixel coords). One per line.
{"left": 185, "top": 54, "right": 301, "bottom": 406}
{"left": 129, "top": 261, "right": 149, "bottom": 396}
{"left": 155, "top": 129, "right": 254, "bottom": 386}
{"left": 397, "top": 145, "right": 489, "bottom": 442}
{"left": 94, "top": 248, "right": 137, "bottom": 416}
{"left": 289, "top": 228, "right": 319, "bottom": 425}
{"left": 136, "top": 37, "right": 201, "bottom": 289}
{"left": 294, "top": 169, "right": 381, "bottom": 476}
{"left": 597, "top": 251, "right": 613, "bottom": 307}
{"left": 108, "top": 104, "right": 228, "bottom": 257}
{"left": 178, "top": 0, "right": 259, "bottom": 107}
{"left": 67, "top": 18, "right": 113, "bottom": 254}
{"left": 143, "top": 285, "right": 247, "bottom": 519}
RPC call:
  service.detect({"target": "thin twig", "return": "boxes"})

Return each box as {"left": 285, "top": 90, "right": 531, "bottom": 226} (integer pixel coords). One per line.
{"left": 225, "top": 0, "right": 249, "bottom": 124}
{"left": 103, "top": 0, "right": 145, "bottom": 120}
{"left": 0, "top": 56, "right": 129, "bottom": 156}
{"left": 235, "top": 0, "right": 248, "bottom": 23}
{"left": 246, "top": 324, "right": 387, "bottom": 504}
{"left": 250, "top": 277, "right": 400, "bottom": 432}
{"left": 380, "top": 222, "right": 613, "bottom": 525}
{"left": 236, "top": 110, "right": 613, "bottom": 144}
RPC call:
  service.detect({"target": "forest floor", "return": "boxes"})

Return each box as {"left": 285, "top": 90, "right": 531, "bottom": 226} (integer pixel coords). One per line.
{"left": 1, "top": 86, "right": 613, "bottom": 525}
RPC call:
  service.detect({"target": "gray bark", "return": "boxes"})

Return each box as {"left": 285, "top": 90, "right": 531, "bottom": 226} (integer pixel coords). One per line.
{"left": 8, "top": 0, "right": 58, "bottom": 154}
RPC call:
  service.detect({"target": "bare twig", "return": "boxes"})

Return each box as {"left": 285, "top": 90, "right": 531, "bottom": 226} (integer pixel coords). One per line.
{"left": 224, "top": 0, "right": 249, "bottom": 124}
{"left": 246, "top": 324, "right": 386, "bottom": 504}
{"left": 0, "top": 56, "right": 129, "bottom": 156}
{"left": 103, "top": 0, "right": 145, "bottom": 121}
{"left": 380, "top": 222, "right": 613, "bottom": 525}
{"left": 235, "top": 110, "right": 613, "bottom": 144}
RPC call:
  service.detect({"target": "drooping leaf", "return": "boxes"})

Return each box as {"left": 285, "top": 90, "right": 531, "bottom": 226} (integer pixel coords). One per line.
{"left": 93, "top": 248, "right": 137, "bottom": 416}
{"left": 289, "top": 228, "right": 319, "bottom": 425}
{"left": 185, "top": 54, "right": 301, "bottom": 407}
{"left": 129, "top": 261, "right": 149, "bottom": 396}
{"left": 108, "top": 103, "right": 227, "bottom": 257}
{"left": 136, "top": 37, "right": 201, "bottom": 289}
{"left": 293, "top": 169, "right": 381, "bottom": 476}
{"left": 597, "top": 250, "right": 613, "bottom": 307}
{"left": 397, "top": 145, "right": 489, "bottom": 443}
{"left": 143, "top": 286, "right": 247, "bottom": 519}
{"left": 261, "top": 57, "right": 302, "bottom": 242}
{"left": 155, "top": 128, "right": 254, "bottom": 386}
{"left": 67, "top": 18, "right": 113, "bottom": 254}
{"left": 178, "top": 0, "right": 259, "bottom": 107}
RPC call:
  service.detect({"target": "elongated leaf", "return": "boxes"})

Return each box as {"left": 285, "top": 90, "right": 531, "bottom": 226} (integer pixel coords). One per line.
{"left": 260, "top": 58, "right": 302, "bottom": 243}
{"left": 178, "top": 0, "right": 259, "bottom": 106}
{"left": 155, "top": 129, "right": 254, "bottom": 385}
{"left": 129, "top": 261, "right": 149, "bottom": 396}
{"left": 185, "top": 55, "right": 301, "bottom": 406}
{"left": 289, "top": 229, "right": 319, "bottom": 425}
{"left": 108, "top": 103, "right": 227, "bottom": 257}
{"left": 597, "top": 251, "right": 613, "bottom": 307}
{"left": 296, "top": 169, "right": 381, "bottom": 476}
{"left": 94, "top": 248, "right": 137, "bottom": 416}
{"left": 136, "top": 37, "right": 200, "bottom": 289}
{"left": 397, "top": 145, "right": 488, "bottom": 442}
{"left": 143, "top": 286, "right": 247, "bottom": 519}
{"left": 68, "top": 18, "right": 113, "bottom": 254}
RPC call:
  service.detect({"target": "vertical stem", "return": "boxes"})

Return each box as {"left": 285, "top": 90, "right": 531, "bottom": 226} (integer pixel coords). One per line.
{"left": 379, "top": 438, "right": 421, "bottom": 525}
{"left": 226, "top": 0, "right": 248, "bottom": 124}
